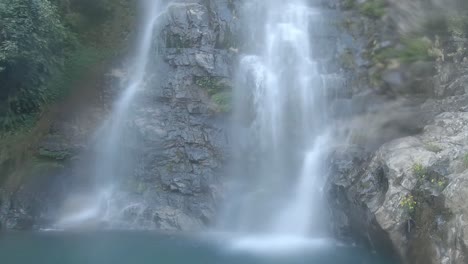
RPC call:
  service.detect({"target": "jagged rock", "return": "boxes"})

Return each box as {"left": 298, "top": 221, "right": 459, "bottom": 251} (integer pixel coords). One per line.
{"left": 124, "top": 0, "right": 237, "bottom": 230}
{"left": 331, "top": 112, "right": 468, "bottom": 263}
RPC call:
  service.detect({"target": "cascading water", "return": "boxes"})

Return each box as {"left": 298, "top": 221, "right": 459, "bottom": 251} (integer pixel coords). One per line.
{"left": 222, "top": 0, "right": 338, "bottom": 242}
{"left": 56, "top": 0, "right": 163, "bottom": 229}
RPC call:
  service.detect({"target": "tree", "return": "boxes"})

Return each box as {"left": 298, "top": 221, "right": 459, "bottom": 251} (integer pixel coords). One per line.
{"left": 0, "top": 0, "right": 67, "bottom": 126}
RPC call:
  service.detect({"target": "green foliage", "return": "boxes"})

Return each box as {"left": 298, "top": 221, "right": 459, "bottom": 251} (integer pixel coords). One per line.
{"left": 196, "top": 77, "right": 232, "bottom": 113}
{"left": 0, "top": 0, "right": 69, "bottom": 129}
{"left": 413, "top": 163, "right": 427, "bottom": 179}
{"left": 45, "top": 44, "right": 110, "bottom": 103}
{"left": 376, "top": 37, "right": 435, "bottom": 64}
{"left": 400, "top": 194, "right": 417, "bottom": 214}
{"left": 69, "top": 0, "right": 111, "bottom": 21}
{"left": 359, "top": 0, "right": 386, "bottom": 19}
{"left": 463, "top": 153, "right": 468, "bottom": 169}
{"left": 212, "top": 92, "right": 232, "bottom": 113}
{"left": 0, "top": 0, "right": 134, "bottom": 131}
{"left": 412, "top": 162, "right": 447, "bottom": 191}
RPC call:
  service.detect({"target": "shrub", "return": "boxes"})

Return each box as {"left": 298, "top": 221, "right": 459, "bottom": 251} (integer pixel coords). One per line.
{"left": 400, "top": 194, "right": 416, "bottom": 214}
{"left": 360, "top": 0, "right": 386, "bottom": 19}
{"left": 0, "top": 0, "right": 68, "bottom": 129}
{"left": 413, "top": 163, "right": 427, "bottom": 178}
{"left": 376, "top": 37, "right": 435, "bottom": 64}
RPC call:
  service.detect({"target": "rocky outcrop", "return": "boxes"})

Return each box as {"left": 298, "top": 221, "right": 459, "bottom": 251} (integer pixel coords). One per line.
{"left": 117, "top": 0, "right": 238, "bottom": 230}
{"left": 331, "top": 112, "right": 468, "bottom": 264}
{"left": 329, "top": 0, "right": 468, "bottom": 263}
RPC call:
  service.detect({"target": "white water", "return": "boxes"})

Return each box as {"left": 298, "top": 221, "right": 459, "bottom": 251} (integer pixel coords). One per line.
{"left": 56, "top": 0, "right": 163, "bottom": 229}
{"left": 223, "top": 0, "right": 338, "bottom": 243}
{"left": 54, "top": 0, "right": 339, "bottom": 245}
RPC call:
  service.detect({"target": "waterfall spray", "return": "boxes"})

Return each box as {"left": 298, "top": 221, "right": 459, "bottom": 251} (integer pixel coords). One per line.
{"left": 222, "top": 0, "right": 338, "bottom": 242}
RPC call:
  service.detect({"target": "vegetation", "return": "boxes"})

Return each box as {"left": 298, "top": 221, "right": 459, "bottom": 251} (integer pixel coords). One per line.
{"left": 359, "top": 0, "right": 386, "bottom": 19}
{"left": 0, "top": 0, "right": 132, "bottom": 131}
{"left": 0, "top": 0, "right": 135, "bottom": 186}
{"left": 400, "top": 194, "right": 417, "bottom": 214}
{"left": 463, "top": 153, "right": 468, "bottom": 168}
{"left": 0, "top": 0, "right": 68, "bottom": 129}
{"left": 412, "top": 163, "right": 427, "bottom": 179}
{"left": 196, "top": 77, "right": 232, "bottom": 113}
{"left": 376, "top": 37, "right": 435, "bottom": 64}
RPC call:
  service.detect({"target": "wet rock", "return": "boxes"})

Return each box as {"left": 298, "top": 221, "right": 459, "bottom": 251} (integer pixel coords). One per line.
{"left": 331, "top": 112, "right": 468, "bottom": 263}
{"left": 125, "top": 0, "right": 237, "bottom": 230}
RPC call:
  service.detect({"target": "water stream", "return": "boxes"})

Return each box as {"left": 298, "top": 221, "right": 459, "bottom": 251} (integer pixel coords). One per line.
{"left": 222, "top": 0, "right": 336, "bottom": 242}
{"left": 56, "top": 0, "right": 163, "bottom": 229}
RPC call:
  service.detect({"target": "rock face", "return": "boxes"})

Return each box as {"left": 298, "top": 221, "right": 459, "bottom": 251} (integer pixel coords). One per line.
{"left": 120, "top": 0, "right": 237, "bottom": 230}
{"left": 329, "top": 0, "right": 468, "bottom": 263}
{"left": 331, "top": 112, "right": 468, "bottom": 264}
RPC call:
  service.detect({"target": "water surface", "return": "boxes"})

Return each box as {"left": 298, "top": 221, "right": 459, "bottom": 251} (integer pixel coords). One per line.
{"left": 0, "top": 232, "right": 397, "bottom": 264}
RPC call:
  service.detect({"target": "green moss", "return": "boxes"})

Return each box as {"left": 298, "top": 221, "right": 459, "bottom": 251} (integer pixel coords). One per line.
{"left": 463, "top": 153, "right": 468, "bottom": 169}
{"left": 376, "top": 37, "right": 434, "bottom": 64}
{"left": 195, "top": 77, "right": 232, "bottom": 113}
{"left": 359, "top": 0, "right": 386, "bottom": 19}
{"left": 212, "top": 91, "right": 232, "bottom": 113}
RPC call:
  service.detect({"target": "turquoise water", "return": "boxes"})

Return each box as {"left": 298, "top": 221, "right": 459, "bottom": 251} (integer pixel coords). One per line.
{"left": 0, "top": 232, "right": 398, "bottom": 264}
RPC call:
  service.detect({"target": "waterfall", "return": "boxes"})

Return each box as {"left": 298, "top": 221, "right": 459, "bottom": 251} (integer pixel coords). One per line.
{"left": 55, "top": 0, "right": 163, "bottom": 229}
{"left": 222, "top": 0, "right": 337, "bottom": 241}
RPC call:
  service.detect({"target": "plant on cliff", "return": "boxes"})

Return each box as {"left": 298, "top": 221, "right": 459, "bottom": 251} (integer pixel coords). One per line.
{"left": 359, "top": 0, "right": 386, "bottom": 19}
{"left": 463, "top": 153, "right": 468, "bottom": 169}
{"left": 400, "top": 194, "right": 417, "bottom": 214}
{"left": 412, "top": 163, "right": 427, "bottom": 179}
{"left": 376, "top": 37, "right": 435, "bottom": 64}
{"left": 412, "top": 163, "right": 448, "bottom": 191}
{"left": 196, "top": 76, "right": 232, "bottom": 113}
